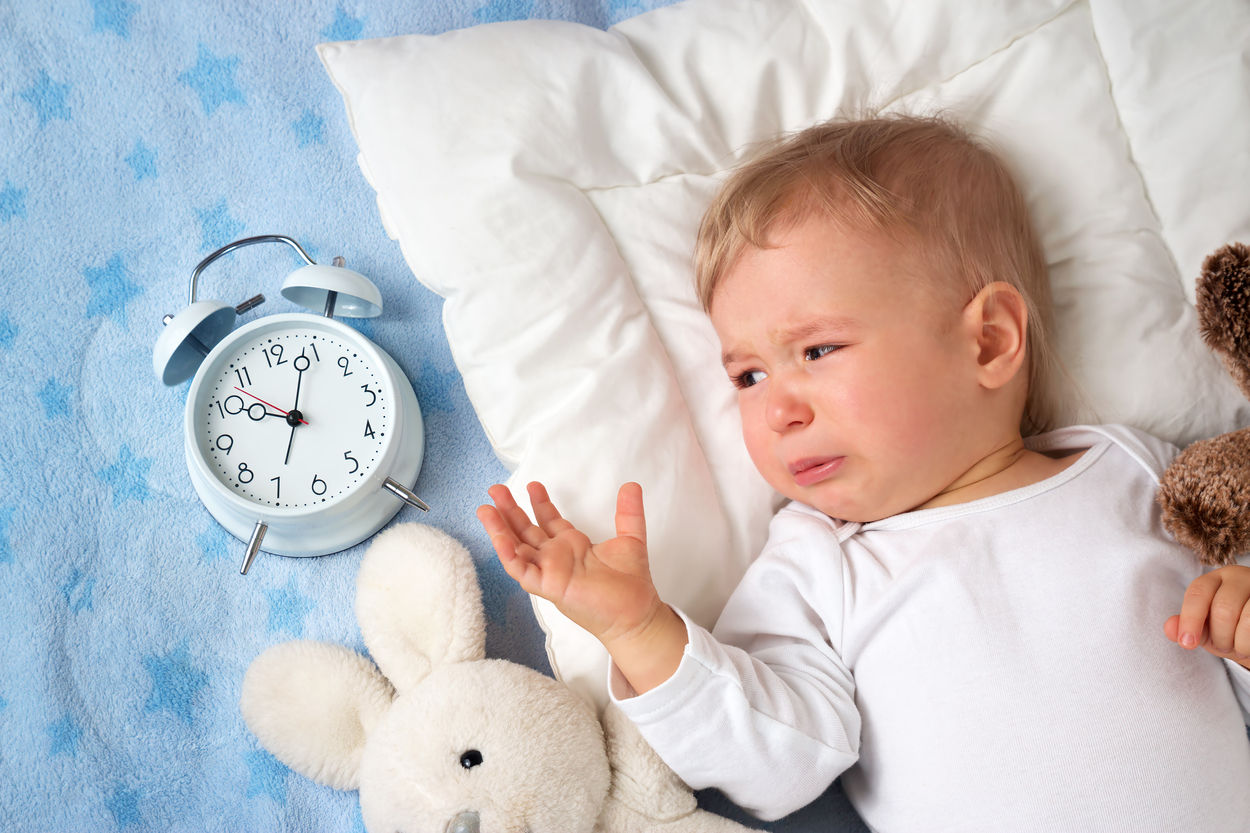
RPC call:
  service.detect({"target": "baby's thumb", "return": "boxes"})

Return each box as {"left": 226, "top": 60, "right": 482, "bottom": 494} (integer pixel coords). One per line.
{"left": 615, "top": 482, "right": 647, "bottom": 545}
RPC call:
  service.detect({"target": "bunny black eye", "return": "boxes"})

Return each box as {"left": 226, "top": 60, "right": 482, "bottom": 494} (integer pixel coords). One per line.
{"left": 459, "top": 749, "right": 484, "bottom": 769}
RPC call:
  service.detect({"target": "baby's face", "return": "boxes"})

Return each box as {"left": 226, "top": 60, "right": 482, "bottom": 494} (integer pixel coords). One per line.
{"left": 709, "top": 213, "right": 987, "bottom": 522}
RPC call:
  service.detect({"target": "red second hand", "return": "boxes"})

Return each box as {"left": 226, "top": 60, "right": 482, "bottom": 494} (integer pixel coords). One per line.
{"left": 233, "top": 386, "right": 309, "bottom": 425}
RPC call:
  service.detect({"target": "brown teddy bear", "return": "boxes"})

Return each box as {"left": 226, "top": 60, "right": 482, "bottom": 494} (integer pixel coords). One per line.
{"left": 1158, "top": 242, "right": 1250, "bottom": 566}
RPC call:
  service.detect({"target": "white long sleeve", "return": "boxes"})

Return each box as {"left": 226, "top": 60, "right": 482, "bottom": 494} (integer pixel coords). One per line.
{"left": 611, "top": 426, "right": 1250, "bottom": 831}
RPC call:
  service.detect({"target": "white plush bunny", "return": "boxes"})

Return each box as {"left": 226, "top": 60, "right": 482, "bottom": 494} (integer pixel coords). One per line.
{"left": 240, "top": 523, "right": 760, "bottom": 833}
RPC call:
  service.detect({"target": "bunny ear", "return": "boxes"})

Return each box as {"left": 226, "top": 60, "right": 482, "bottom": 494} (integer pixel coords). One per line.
{"left": 355, "top": 523, "right": 486, "bottom": 692}
{"left": 240, "top": 641, "right": 394, "bottom": 790}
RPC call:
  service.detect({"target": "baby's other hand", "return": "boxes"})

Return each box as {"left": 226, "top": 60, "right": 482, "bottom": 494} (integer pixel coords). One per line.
{"left": 476, "top": 481, "right": 663, "bottom": 646}
{"left": 1165, "top": 565, "right": 1250, "bottom": 669}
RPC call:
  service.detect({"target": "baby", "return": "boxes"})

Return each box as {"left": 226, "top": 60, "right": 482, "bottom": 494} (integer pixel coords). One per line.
{"left": 477, "top": 115, "right": 1250, "bottom": 831}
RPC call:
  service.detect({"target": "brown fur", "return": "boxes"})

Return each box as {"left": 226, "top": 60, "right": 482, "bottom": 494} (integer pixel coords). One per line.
{"left": 1157, "top": 242, "right": 1250, "bottom": 566}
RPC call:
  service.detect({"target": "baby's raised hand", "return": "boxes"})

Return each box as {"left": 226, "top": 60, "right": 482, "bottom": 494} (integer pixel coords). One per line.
{"left": 477, "top": 481, "right": 663, "bottom": 646}
{"left": 1166, "top": 565, "right": 1250, "bottom": 669}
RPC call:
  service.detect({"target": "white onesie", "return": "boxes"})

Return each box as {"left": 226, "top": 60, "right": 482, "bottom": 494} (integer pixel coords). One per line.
{"left": 612, "top": 425, "right": 1250, "bottom": 831}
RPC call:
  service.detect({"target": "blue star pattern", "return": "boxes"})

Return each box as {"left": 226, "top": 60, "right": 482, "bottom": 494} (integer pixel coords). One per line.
{"left": 62, "top": 567, "right": 96, "bottom": 613}
{"left": 106, "top": 783, "right": 142, "bottom": 829}
{"left": 266, "top": 576, "right": 315, "bottom": 636}
{"left": 178, "top": 44, "right": 245, "bottom": 115}
{"left": 197, "top": 523, "right": 231, "bottom": 564}
{"left": 39, "top": 378, "right": 72, "bottom": 418}
{"left": 125, "top": 140, "right": 157, "bottom": 180}
{"left": 92, "top": 0, "right": 138, "bottom": 38}
{"left": 416, "top": 359, "right": 461, "bottom": 414}
{"left": 48, "top": 713, "right": 83, "bottom": 757}
{"left": 292, "top": 109, "right": 326, "bottom": 147}
{"left": 0, "top": 181, "right": 26, "bottom": 221}
{"left": 475, "top": 0, "right": 536, "bottom": 23}
{"left": 142, "top": 642, "right": 209, "bottom": 725}
{"left": 84, "top": 253, "right": 142, "bottom": 327}
{"left": 97, "top": 444, "right": 152, "bottom": 507}
{"left": 245, "top": 748, "right": 289, "bottom": 803}
{"left": 0, "top": 506, "right": 12, "bottom": 564}
{"left": 20, "top": 70, "right": 72, "bottom": 126}
{"left": 322, "top": 6, "right": 364, "bottom": 41}
{"left": 196, "top": 198, "right": 245, "bottom": 251}
{"left": 0, "top": 312, "right": 15, "bottom": 348}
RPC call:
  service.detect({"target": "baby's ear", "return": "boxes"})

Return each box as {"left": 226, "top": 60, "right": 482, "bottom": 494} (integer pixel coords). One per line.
{"left": 240, "top": 641, "right": 395, "bottom": 790}
{"left": 965, "top": 281, "right": 1028, "bottom": 389}
{"left": 355, "top": 524, "right": 486, "bottom": 692}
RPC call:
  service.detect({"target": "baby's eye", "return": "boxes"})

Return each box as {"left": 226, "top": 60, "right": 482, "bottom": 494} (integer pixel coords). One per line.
{"left": 804, "top": 344, "right": 842, "bottom": 361}
{"left": 731, "top": 370, "right": 767, "bottom": 389}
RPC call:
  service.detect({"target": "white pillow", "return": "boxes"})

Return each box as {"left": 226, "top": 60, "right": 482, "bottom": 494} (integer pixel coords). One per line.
{"left": 319, "top": 0, "right": 1250, "bottom": 707}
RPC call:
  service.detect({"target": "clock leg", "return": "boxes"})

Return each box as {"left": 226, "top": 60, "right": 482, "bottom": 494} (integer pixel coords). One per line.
{"left": 383, "top": 477, "right": 430, "bottom": 512}
{"left": 240, "top": 520, "right": 268, "bottom": 575}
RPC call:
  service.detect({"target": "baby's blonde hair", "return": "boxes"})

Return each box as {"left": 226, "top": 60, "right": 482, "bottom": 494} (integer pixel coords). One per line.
{"left": 695, "top": 114, "right": 1057, "bottom": 435}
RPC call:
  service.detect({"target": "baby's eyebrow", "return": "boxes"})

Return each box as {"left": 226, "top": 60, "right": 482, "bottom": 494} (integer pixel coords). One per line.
{"left": 721, "top": 315, "right": 859, "bottom": 367}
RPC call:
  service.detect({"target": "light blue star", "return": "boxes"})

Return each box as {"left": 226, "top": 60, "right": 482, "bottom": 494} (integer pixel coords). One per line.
{"left": 416, "top": 359, "right": 460, "bottom": 414}
{"left": 39, "top": 377, "right": 72, "bottom": 418}
{"left": 0, "top": 506, "right": 12, "bottom": 563}
{"left": 245, "top": 748, "right": 289, "bottom": 802}
{"left": 178, "top": 44, "right": 245, "bottom": 115}
{"left": 0, "top": 312, "right": 15, "bottom": 349}
{"left": 607, "top": 0, "right": 650, "bottom": 25}
{"left": 97, "top": 444, "right": 152, "bottom": 507}
{"left": 196, "top": 198, "right": 244, "bottom": 252}
{"left": 47, "top": 713, "right": 83, "bottom": 757}
{"left": 0, "top": 181, "right": 26, "bottom": 221}
{"left": 292, "top": 109, "right": 325, "bottom": 147}
{"left": 106, "top": 782, "right": 142, "bottom": 829}
{"left": 265, "top": 576, "right": 315, "bottom": 636}
{"left": 84, "top": 252, "right": 142, "bottom": 326}
{"left": 125, "top": 140, "right": 157, "bottom": 180}
{"left": 62, "top": 567, "right": 96, "bottom": 613}
{"left": 92, "top": 0, "right": 138, "bottom": 38}
{"left": 198, "top": 523, "right": 230, "bottom": 564}
{"left": 143, "top": 641, "right": 208, "bottom": 724}
{"left": 20, "top": 70, "right": 72, "bottom": 126}
{"left": 321, "top": 6, "right": 364, "bottom": 41}
{"left": 475, "top": 0, "right": 535, "bottom": 23}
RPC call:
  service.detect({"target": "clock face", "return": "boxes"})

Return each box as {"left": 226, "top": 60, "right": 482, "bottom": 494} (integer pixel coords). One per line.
{"left": 191, "top": 318, "right": 393, "bottom": 511}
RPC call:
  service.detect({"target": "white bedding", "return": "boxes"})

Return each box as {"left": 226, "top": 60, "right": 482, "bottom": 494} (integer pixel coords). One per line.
{"left": 319, "top": 0, "right": 1250, "bottom": 705}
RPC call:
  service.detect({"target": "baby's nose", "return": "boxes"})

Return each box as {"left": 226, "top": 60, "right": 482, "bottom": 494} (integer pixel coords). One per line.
{"left": 765, "top": 375, "right": 814, "bottom": 432}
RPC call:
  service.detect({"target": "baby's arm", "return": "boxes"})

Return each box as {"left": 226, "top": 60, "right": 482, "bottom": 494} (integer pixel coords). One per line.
{"left": 476, "top": 481, "right": 687, "bottom": 694}
{"left": 1165, "top": 564, "right": 1250, "bottom": 670}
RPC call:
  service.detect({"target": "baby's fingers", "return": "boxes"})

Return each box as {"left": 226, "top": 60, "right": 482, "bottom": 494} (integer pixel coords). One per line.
{"left": 527, "top": 482, "right": 575, "bottom": 537}
{"left": 1205, "top": 575, "right": 1250, "bottom": 656}
{"left": 486, "top": 484, "right": 548, "bottom": 548}
{"left": 1176, "top": 572, "right": 1221, "bottom": 650}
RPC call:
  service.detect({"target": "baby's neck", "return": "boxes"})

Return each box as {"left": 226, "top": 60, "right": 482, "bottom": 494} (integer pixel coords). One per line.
{"left": 915, "top": 437, "right": 1084, "bottom": 512}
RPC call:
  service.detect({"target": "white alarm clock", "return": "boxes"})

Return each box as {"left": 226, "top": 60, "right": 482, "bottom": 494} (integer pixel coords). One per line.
{"left": 154, "top": 235, "right": 428, "bottom": 574}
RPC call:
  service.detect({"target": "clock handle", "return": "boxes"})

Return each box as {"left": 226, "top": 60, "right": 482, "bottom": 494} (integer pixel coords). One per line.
{"left": 240, "top": 520, "right": 268, "bottom": 575}
{"left": 383, "top": 477, "right": 430, "bottom": 512}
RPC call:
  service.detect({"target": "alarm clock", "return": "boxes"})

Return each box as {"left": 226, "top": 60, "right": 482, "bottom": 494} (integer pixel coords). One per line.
{"left": 154, "top": 235, "right": 428, "bottom": 575}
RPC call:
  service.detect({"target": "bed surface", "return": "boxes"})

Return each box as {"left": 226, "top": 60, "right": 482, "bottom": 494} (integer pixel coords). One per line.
{"left": 3, "top": 0, "right": 1248, "bottom": 830}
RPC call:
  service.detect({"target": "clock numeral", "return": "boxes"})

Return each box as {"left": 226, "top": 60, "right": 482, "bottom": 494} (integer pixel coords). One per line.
{"left": 363, "top": 420, "right": 375, "bottom": 439}
{"left": 344, "top": 451, "right": 359, "bottom": 475}
{"left": 237, "top": 462, "right": 254, "bottom": 484}
{"left": 311, "top": 475, "right": 327, "bottom": 496}
{"left": 303, "top": 343, "right": 320, "bottom": 362}
{"left": 234, "top": 366, "right": 252, "bottom": 388}
{"left": 262, "top": 344, "right": 287, "bottom": 368}
{"left": 360, "top": 384, "right": 378, "bottom": 406}
{"left": 215, "top": 434, "right": 233, "bottom": 455}
{"left": 219, "top": 395, "right": 245, "bottom": 417}
{"left": 270, "top": 475, "right": 280, "bottom": 498}
{"left": 337, "top": 356, "right": 353, "bottom": 376}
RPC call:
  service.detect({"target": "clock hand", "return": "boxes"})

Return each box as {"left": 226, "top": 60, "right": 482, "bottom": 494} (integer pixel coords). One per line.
{"left": 283, "top": 356, "right": 310, "bottom": 466}
{"left": 232, "top": 386, "right": 309, "bottom": 425}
